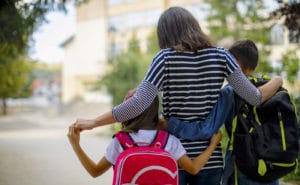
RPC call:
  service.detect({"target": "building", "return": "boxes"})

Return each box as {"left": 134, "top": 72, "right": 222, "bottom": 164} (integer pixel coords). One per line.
{"left": 61, "top": 0, "right": 209, "bottom": 103}
{"left": 61, "top": 0, "right": 300, "bottom": 103}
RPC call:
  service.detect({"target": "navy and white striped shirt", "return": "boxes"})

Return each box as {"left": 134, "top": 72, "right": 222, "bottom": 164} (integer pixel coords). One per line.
{"left": 112, "top": 47, "right": 262, "bottom": 170}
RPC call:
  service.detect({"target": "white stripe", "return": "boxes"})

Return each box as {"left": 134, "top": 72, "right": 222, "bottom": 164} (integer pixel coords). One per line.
{"left": 166, "top": 64, "right": 225, "bottom": 70}
{"left": 167, "top": 71, "right": 225, "bottom": 76}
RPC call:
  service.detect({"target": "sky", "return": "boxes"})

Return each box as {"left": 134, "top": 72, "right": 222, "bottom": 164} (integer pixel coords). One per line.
{"left": 29, "top": 3, "right": 76, "bottom": 64}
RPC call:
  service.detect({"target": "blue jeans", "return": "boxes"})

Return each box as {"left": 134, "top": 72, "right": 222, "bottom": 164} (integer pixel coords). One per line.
{"left": 179, "top": 168, "right": 223, "bottom": 185}
{"left": 167, "top": 86, "right": 235, "bottom": 140}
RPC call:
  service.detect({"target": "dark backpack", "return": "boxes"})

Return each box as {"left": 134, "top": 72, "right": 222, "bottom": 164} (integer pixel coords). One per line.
{"left": 229, "top": 76, "right": 299, "bottom": 183}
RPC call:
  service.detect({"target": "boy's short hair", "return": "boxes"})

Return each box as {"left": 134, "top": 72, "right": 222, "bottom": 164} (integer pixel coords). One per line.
{"left": 229, "top": 39, "right": 258, "bottom": 71}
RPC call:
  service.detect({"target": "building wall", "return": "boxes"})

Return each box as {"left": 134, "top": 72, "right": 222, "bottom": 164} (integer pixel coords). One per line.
{"left": 61, "top": 0, "right": 299, "bottom": 103}
{"left": 62, "top": 0, "right": 108, "bottom": 103}
{"left": 61, "top": 0, "right": 207, "bottom": 103}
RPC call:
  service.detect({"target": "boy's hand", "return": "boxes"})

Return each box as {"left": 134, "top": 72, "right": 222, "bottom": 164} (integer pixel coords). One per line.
{"left": 210, "top": 130, "right": 222, "bottom": 146}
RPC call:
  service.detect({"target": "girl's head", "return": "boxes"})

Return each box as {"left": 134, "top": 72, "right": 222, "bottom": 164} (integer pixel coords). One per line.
{"left": 122, "top": 96, "right": 159, "bottom": 133}
{"left": 157, "top": 6, "right": 213, "bottom": 52}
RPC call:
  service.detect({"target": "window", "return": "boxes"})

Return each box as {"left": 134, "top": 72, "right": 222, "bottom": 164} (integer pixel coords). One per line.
{"left": 186, "top": 3, "right": 210, "bottom": 22}
{"left": 108, "top": 0, "right": 122, "bottom": 6}
{"left": 108, "top": 16, "right": 124, "bottom": 32}
{"left": 270, "top": 24, "right": 284, "bottom": 45}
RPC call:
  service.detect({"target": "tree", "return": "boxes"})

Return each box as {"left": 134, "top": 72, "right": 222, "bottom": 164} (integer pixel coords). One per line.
{"left": 204, "top": 0, "right": 273, "bottom": 74}
{"left": 0, "top": 0, "right": 81, "bottom": 114}
{"left": 0, "top": 57, "right": 33, "bottom": 114}
{"left": 271, "top": 1, "right": 300, "bottom": 42}
{"left": 280, "top": 50, "right": 299, "bottom": 85}
{"left": 95, "top": 31, "right": 159, "bottom": 107}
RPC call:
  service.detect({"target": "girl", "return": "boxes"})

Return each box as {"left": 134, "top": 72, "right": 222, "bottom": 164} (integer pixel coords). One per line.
{"left": 68, "top": 96, "right": 222, "bottom": 180}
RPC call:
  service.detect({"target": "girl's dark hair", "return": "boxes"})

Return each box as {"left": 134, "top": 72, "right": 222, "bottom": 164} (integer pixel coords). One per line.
{"left": 157, "top": 6, "right": 214, "bottom": 51}
{"left": 229, "top": 39, "right": 258, "bottom": 71}
{"left": 121, "top": 96, "right": 159, "bottom": 133}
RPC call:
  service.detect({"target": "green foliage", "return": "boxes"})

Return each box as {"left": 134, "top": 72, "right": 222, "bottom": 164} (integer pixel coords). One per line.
{"left": 205, "top": 0, "right": 274, "bottom": 74}
{"left": 281, "top": 50, "right": 299, "bottom": 85}
{"left": 97, "top": 34, "right": 157, "bottom": 106}
{"left": 0, "top": 0, "right": 79, "bottom": 114}
{"left": 0, "top": 56, "right": 33, "bottom": 99}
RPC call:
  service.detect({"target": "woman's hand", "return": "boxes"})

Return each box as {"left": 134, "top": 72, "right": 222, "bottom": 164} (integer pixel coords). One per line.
{"left": 74, "top": 118, "right": 96, "bottom": 131}
{"left": 210, "top": 130, "right": 222, "bottom": 146}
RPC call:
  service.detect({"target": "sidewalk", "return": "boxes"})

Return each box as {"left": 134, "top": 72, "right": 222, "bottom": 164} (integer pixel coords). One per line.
{"left": 0, "top": 101, "right": 298, "bottom": 185}
{"left": 0, "top": 101, "right": 114, "bottom": 185}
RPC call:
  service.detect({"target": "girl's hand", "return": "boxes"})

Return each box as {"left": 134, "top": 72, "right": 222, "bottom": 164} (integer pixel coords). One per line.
{"left": 124, "top": 88, "right": 136, "bottom": 101}
{"left": 74, "top": 119, "right": 96, "bottom": 131}
{"left": 210, "top": 130, "right": 222, "bottom": 146}
{"left": 67, "top": 123, "right": 81, "bottom": 147}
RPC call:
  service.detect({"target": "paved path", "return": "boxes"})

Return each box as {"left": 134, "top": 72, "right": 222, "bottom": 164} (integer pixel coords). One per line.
{"left": 0, "top": 102, "right": 298, "bottom": 185}
{"left": 0, "top": 102, "right": 114, "bottom": 185}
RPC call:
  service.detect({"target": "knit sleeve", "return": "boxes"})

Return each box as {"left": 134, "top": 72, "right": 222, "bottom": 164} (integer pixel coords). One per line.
{"left": 227, "top": 69, "right": 262, "bottom": 106}
{"left": 112, "top": 50, "right": 166, "bottom": 122}
{"left": 112, "top": 81, "right": 159, "bottom": 122}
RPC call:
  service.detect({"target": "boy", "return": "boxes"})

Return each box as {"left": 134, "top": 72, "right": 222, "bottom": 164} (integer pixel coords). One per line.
{"left": 166, "top": 39, "right": 279, "bottom": 185}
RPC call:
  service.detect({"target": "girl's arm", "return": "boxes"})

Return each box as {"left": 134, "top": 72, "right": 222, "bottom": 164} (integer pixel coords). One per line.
{"left": 177, "top": 131, "right": 222, "bottom": 175}
{"left": 67, "top": 125, "right": 112, "bottom": 177}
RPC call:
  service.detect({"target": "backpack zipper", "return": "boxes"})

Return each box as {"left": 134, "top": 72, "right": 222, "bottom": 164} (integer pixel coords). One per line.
{"left": 278, "top": 111, "right": 287, "bottom": 151}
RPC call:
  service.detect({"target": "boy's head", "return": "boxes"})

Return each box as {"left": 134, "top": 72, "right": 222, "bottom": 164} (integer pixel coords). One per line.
{"left": 229, "top": 39, "right": 258, "bottom": 74}
{"left": 122, "top": 96, "right": 159, "bottom": 133}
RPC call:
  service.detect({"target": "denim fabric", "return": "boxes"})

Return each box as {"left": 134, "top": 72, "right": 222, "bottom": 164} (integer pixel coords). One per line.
{"left": 167, "top": 86, "right": 235, "bottom": 140}
{"left": 179, "top": 168, "right": 223, "bottom": 185}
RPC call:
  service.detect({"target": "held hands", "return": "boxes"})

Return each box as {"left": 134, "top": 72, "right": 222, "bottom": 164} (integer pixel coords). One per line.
{"left": 73, "top": 118, "right": 96, "bottom": 131}
{"left": 67, "top": 123, "right": 81, "bottom": 147}
{"left": 210, "top": 130, "right": 222, "bottom": 146}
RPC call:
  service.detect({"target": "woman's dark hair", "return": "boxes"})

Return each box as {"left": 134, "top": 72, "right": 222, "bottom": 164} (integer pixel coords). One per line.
{"left": 121, "top": 96, "right": 159, "bottom": 133}
{"left": 157, "top": 6, "right": 214, "bottom": 51}
{"left": 229, "top": 39, "right": 259, "bottom": 71}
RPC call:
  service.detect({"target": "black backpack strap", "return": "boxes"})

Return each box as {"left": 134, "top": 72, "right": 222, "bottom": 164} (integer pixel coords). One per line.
{"left": 150, "top": 130, "right": 169, "bottom": 149}
{"left": 115, "top": 131, "right": 137, "bottom": 150}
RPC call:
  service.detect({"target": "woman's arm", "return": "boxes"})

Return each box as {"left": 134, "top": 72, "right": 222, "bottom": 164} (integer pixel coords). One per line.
{"left": 67, "top": 124, "right": 112, "bottom": 177}
{"left": 227, "top": 70, "right": 283, "bottom": 106}
{"left": 258, "top": 76, "right": 283, "bottom": 102}
{"left": 177, "top": 131, "right": 222, "bottom": 175}
{"left": 74, "top": 111, "right": 116, "bottom": 130}
{"left": 74, "top": 81, "right": 159, "bottom": 130}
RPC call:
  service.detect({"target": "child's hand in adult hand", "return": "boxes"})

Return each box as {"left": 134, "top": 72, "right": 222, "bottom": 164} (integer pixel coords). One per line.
{"left": 210, "top": 130, "right": 222, "bottom": 146}
{"left": 67, "top": 123, "right": 81, "bottom": 147}
{"left": 74, "top": 118, "right": 95, "bottom": 131}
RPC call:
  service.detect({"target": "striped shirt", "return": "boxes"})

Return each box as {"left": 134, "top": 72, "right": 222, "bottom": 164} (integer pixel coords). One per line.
{"left": 112, "top": 47, "right": 262, "bottom": 170}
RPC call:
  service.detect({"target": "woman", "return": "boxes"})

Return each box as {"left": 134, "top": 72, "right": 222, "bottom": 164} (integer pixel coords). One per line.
{"left": 73, "top": 7, "right": 282, "bottom": 185}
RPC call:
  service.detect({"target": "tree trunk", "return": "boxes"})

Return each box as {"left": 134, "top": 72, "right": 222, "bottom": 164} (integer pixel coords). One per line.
{"left": 2, "top": 98, "right": 7, "bottom": 115}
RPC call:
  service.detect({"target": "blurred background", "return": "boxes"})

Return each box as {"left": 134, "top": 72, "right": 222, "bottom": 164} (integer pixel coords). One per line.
{"left": 0, "top": 0, "right": 299, "bottom": 185}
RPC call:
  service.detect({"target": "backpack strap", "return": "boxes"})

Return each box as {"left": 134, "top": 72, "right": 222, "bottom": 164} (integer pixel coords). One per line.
{"left": 115, "top": 131, "right": 137, "bottom": 150}
{"left": 150, "top": 130, "right": 169, "bottom": 149}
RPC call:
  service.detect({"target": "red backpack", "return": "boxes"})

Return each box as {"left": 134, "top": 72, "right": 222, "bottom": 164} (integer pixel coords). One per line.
{"left": 112, "top": 130, "right": 179, "bottom": 185}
